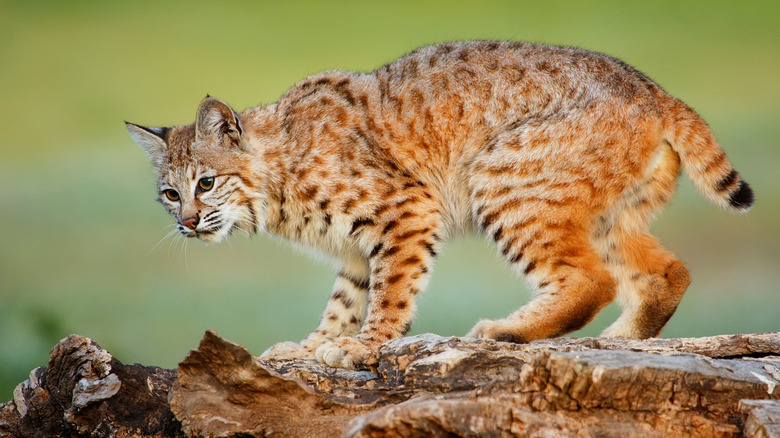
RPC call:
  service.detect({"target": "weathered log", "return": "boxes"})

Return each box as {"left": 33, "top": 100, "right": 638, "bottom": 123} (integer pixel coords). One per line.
{"left": 2, "top": 331, "right": 779, "bottom": 437}
{"left": 0, "top": 335, "right": 180, "bottom": 438}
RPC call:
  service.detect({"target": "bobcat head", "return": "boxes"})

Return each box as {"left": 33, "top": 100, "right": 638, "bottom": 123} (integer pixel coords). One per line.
{"left": 126, "top": 97, "right": 262, "bottom": 243}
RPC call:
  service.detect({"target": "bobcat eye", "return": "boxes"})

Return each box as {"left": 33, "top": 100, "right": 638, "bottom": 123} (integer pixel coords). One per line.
{"left": 163, "top": 189, "right": 180, "bottom": 202}
{"left": 198, "top": 176, "right": 215, "bottom": 192}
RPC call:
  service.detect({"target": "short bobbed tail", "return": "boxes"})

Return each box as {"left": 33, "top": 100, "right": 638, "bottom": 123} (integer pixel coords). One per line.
{"left": 663, "top": 97, "right": 754, "bottom": 213}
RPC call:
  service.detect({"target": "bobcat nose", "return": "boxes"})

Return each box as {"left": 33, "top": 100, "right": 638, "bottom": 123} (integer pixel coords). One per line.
{"left": 182, "top": 216, "right": 199, "bottom": 230}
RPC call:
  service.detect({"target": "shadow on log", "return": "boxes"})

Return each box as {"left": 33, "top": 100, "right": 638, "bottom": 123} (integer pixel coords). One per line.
{"left": 2, "top": 330, "right": 779, "bottom": 437}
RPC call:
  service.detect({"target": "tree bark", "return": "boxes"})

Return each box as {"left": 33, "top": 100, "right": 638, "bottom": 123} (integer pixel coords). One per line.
{"left": 2, "top": 331, "right": 779, "bottom": 437}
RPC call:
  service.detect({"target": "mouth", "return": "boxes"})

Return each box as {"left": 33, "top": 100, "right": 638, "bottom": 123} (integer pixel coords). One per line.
{"left": 177, "top": 224, "right": 227, "bottom": 243}
{"left": 175, "top": 211, "right": 255, "bottom": 243}
{"left": 178, "top": 215, "right": 251, "bottom": 243}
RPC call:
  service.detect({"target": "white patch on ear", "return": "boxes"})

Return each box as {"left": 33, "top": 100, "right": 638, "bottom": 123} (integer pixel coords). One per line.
{"left": 126, "top": 122, "right": 168, "bottom": 167}
{"left": 233, "top": 112, "right": 244, "bottom": 137}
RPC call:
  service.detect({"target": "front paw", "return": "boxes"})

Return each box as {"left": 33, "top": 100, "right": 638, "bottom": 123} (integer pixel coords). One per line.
{"left": 260, "top": 341, "right": 315, "bottom": 361}
{"left": 314, "top": 337, "right": 377, "bottom": 370}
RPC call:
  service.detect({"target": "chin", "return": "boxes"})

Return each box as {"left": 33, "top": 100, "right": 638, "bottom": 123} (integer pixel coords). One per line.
{"left": 196, "top": 233, "right": 222, "bottom": 244}
{"left": 197, "top": 227, "right": 231, "bottom": 244}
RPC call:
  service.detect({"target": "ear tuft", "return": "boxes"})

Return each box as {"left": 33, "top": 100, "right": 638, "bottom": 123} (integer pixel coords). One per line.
{"left": 126, "top": 122, "right": 169, "bottom": 167}
{"left": 195, "top": 97, "right": 244, "bottom": 146}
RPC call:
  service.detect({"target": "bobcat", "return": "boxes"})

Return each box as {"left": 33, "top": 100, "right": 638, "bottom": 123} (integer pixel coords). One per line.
{"left": 127, "top": 41, "right": 753, "bottom": 370}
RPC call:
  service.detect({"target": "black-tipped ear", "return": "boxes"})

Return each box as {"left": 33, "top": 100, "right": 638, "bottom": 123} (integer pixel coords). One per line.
{"left": 195, "top": 97, "right": 244, "bottom": 145}
{"left": 126, "top": 122, "right": 169, "bottom": 167}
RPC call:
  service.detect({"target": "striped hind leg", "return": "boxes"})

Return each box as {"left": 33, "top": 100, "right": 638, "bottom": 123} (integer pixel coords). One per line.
{"left": 596, "top": 143, "right": 691, "bottom": 338}
{"left": 598, "top": 231, "right": 690, "bottom": 338}
{"left": 467, "top": 199, "right": 617, "bottom": 343}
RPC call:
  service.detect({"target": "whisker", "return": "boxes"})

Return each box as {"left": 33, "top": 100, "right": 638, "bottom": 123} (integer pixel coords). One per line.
{"left": 182, "top": 237, "right": 190, "bottom": 271}
{"left": 236, "top": 218, "right": 262, "bottom": 236}
{"left": 168, "top": 231, "right": 183, "bottom": 260}
{"left": 148, "top": 227, "right": 180, "bottom": 255}
{"left": 233, "top": 218, "right": 261, "bottom": 237}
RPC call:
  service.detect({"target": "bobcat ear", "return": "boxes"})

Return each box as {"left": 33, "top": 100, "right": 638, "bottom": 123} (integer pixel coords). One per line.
{"left": 126, "top": 122, "right": 169, "bottom": 167}
{"left": 195, "top": 97, "right": 244, "bottom": 146}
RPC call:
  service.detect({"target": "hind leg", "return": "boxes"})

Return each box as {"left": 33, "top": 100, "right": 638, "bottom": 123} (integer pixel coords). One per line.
{"left": 600, "top": 234, "right": 689, "bottom": 338}
{"left": 467, "top": 202, "right": 617, "bottom": 343}
{"left": 465, "top": 107, "right": 669, "bottom": 342}
{"left": 597, "top": 143, "right": 691, "bottom": 338}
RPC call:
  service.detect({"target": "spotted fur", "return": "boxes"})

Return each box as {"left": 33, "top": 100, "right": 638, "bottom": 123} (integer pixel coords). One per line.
{"left": 127, "top": 41, "right": 753, "bottom": 370}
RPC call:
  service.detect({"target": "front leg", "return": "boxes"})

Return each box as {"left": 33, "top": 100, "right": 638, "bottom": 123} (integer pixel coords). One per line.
{"left": 261, "top": 261, "right": 369, "bottom": 361}
{"left": 315, "top": 219, "right": 441, "bottom": 369}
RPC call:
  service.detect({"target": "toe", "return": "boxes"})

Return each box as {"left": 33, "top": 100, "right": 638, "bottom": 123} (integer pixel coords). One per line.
{"left": 261, "top": 341, "right": 311, "bottom": 361}
{"left": 314, "top": 337, "right": 376, "bottom": 370}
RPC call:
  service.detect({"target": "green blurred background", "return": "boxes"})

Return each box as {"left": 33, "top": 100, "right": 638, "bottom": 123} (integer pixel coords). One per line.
{"left": 1, "top": 1, "right": 778, "bottom": 398}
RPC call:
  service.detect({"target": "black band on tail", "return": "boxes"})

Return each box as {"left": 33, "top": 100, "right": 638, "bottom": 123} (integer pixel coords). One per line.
{"left": 715, "top": 169, "right": 738, "bottom": 192}
{"left": 729, "top": 180, "right": 755, "bottom": 210}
